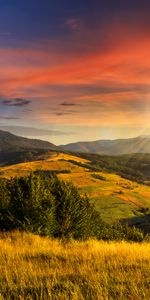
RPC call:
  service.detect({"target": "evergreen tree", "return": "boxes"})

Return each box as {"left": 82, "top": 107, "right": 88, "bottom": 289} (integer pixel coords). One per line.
{"left": 50, "top": 177, "right": 101, "bottom": 238}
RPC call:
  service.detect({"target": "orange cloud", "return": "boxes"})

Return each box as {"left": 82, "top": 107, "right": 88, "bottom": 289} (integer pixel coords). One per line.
{"left": 0, "top": 18, "right": 150, "bottom": 129}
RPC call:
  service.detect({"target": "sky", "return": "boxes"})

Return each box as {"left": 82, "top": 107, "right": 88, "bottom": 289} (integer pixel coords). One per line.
{"left": 0, "top": 0, "right": 150, "bottom": 144}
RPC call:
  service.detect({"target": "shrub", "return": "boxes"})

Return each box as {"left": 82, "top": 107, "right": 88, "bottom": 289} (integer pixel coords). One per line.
{"left": 91, "top": 173, "right": 106, "bottom": 181}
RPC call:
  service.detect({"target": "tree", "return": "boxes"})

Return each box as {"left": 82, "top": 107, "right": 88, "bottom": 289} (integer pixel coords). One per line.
{"left": 0, "top": 174, "right": 56, "bottom": 235}
{"left": 50, "top": 177, "right": 102, "bottom": 239}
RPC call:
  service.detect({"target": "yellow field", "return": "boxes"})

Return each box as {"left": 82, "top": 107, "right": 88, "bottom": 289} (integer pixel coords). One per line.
{"left": 0, "top": 231, "right": 150, "bottom": 299}
{"left": 46, "top": 152, "right": 90, "bottom": 163}
{"left": 0, "top": 152, "right": 87, "bottom": 178}
{"left": 0, "top": 152, "right": 150, "bottom": 222}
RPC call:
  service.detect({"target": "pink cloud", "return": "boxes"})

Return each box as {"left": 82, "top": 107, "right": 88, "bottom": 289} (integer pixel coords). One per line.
{"left": 0, "top": 17, "right": 150, "bottom": 128}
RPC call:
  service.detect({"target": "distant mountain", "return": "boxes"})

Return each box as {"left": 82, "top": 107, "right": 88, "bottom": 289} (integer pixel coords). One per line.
{"left": 0, "top": 130, "right": 56, "bottom": 152}
{"left": 60, "top": 136, "right": 150, "bottom": 155}
{"left": 1, "top": 130, "right": 150, "bottom": 159}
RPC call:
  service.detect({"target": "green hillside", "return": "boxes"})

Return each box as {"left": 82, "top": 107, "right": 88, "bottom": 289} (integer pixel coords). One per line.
{"left": 0, "top": 152, "right": 150, "bottom": 227}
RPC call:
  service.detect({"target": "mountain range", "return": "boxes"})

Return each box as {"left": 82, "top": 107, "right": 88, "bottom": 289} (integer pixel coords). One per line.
{"left": 0, "top": 130, "right": 150, "bottom": 156}
{"left": 61, "top": 136, "right": 150, "bottom": 155}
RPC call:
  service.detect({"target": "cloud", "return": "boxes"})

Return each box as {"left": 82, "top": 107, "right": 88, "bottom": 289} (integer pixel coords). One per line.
{"left": 0, "top": 116, "right": 20, "bottom": 120}
{"left": 1, "top": 98, "right": 31, "bottom": 107}
{"left": 0, "top": 126, "right": 75, "bottom": 136}
{"left": 60, "top": 102, "right": 77, "bottom": 106}
{"left": 0, "top": 32, "right": 15, "bottom": 36}
{"left": 0, "top": 14, "right": 150, "bottom": 131}
{"left": 64, "top": 18, "right": 80, "bottom": 31}
{"left": 55, "top": 112, "right": 74, "bottom": 116}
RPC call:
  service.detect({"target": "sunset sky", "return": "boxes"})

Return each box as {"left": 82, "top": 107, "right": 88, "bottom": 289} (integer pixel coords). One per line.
{"left": 0, "top": 0, "right": 150, "bottom": 144}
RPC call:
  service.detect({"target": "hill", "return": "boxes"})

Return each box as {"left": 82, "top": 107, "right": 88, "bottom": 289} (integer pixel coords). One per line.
{"left": 0, "top": 130, "right": 56, "bottom": 152}
{"left": 0, "top": 130, "right": 57, "bottom": 165}
{"left": 61, "top": 136, "right": 150, "bottom": 155}
{"left": 0, "top": 151, "right": 150, "bottom": 227}
{"left": 77, "top": 152, "right": 150, "bottom": 183}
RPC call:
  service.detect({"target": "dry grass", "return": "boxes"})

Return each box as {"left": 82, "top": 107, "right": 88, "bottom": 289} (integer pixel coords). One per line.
{"left": 46, "top": 152, "right": 90, "bottom": 164}
{"left": 0, "top": 152, "right": 150, "bottom": 222}
{"left": 0, "top": 231, "right": 150, "bottom": 299}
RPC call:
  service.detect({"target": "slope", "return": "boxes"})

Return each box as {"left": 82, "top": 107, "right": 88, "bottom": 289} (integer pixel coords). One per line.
{"left": 0, "top": 130, "right": 56, "bottom": 152}
{"left": 0, "top": 152, "right": 150, "bottom": 225}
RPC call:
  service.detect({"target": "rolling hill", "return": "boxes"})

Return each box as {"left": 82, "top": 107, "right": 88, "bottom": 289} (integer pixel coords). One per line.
{"left": 0, "top": 130, "right": 150, "bottom": 228}
{"left": 0, "top": 151, "right": 150, "bottom": 227}
{"left": 61, "top": 136, "right": 150, "bottom": 155}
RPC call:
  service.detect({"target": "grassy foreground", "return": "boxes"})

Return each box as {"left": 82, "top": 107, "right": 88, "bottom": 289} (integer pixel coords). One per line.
{"left": 0, "top": 231, "right": 150, "bottom": 299}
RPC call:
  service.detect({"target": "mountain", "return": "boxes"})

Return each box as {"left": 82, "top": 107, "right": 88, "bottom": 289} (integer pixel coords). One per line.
{"left": 60, "top": 136, "right": 150, "bottom": 155}
{"left": 0, "top": 130, "right": 56, "bottom": 152}
{"left": 1, "top": 129, "right": 150, "bottom": 160}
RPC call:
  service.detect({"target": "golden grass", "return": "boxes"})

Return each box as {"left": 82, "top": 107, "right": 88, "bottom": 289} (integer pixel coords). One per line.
{"left": 0, "top": 152, "right": 150, "bottom": 220}
{"left": 0, "top": 153, "right": 87, "bottom": 179}
{"left": 47, "top": 152, "right": 90, "bottom": 164}
{"left": 0, "top": 231, "right": 150, "bottom": 299}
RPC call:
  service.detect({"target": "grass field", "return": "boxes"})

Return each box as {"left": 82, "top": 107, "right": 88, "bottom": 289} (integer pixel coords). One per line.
{"left": 0, "top": 152, "right": 150, "bottom": 223}
{"left": 0, "top": 231, "right": 150, "bottom": 300}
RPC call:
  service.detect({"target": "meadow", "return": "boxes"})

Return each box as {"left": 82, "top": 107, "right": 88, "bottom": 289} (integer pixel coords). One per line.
{"left": 0, "top": 152, "right": 150, "bottom": 224}
{"left": 0, "top": 152, "right": 150, "bottom": 299}
{"left": 0, "top": 231, "right": 150, "bottom": 300}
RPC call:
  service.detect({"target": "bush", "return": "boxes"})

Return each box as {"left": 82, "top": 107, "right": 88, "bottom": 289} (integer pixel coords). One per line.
{"left": 91, "top": 173, "right": 106, "bottom": 181}
{"left": 98, "top": 222, "right": 145, "bottom": 242}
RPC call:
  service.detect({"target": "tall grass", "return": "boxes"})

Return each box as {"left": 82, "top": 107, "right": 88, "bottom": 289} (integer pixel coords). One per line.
{"left": 0, "top": 231, "right": 150, "bottom": 299}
